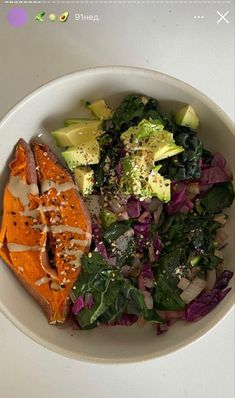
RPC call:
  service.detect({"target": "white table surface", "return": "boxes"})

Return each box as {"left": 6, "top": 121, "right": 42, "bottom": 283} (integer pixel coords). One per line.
{"left": 0, "top": 2, "right": 234, "bottom": 397}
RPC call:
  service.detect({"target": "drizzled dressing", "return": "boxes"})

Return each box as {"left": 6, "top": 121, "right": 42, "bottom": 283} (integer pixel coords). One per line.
{"left": 41, "top": 180, "right": 78, "bottom": 194}
{"left": 8, "top": 175, "right": 38, "bottom": 206}
{"left": 7, "top": 176, "right": 90, "bottom": 269}
{"left": 7, "top": 243, "right": 42, "bottom": 252}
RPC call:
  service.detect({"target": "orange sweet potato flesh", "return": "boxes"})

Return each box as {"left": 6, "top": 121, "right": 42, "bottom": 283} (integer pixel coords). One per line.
{"left": 33, "top": 141, "right": 92, "bottom": 321}
{"left": 0, "top": 139, "right": 91, "bottom": 324}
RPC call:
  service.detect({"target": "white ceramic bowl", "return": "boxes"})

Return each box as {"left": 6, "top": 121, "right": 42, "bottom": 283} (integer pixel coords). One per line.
{"left": 0, "top": 67, "right": 234, "bottom": 363}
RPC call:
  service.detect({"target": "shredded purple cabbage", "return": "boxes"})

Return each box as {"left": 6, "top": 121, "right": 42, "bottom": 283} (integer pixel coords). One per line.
{"left": 134, "top": 222, "right": 150, "bottom": 253}
{"left": 211, "top": 152, "right": 226, "bottom": 169}
{"left": 72, "top": 295, "right": 85, "bottom": 315}
{"left": 92, "top": 223, "right": 108, "bottom": 259}
{"left": 186, "top": 270, "right": 233, "bottom": 321}
{"left": 166, "top": 185, "right": 187, "bottom": 215}
{"left": 199, "top": 166, "right": 230, "bottom": 185}
{"left": 214, "top": 270, "right": 233, "bottom": 289}
{"left": 141, "top": 262, "right": 154, "bottom": 279}
{"left": 109, "top": 314, "right": 138, "bottom": 326}
{"left": 153, "top": 234, "right": 163, "bottom": 261}
{"left": 126, "top": 197, "right": 141, "bottom": 218}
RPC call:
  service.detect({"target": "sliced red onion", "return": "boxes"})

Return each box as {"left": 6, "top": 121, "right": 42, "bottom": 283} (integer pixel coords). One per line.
{"left": 85, "top": 293, "right": 94, "bottom": 309}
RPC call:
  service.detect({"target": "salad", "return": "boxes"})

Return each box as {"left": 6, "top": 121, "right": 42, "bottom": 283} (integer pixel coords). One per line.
{"left": 52, "top": 94, "right": 234, "bottom": 333}
{"left": 0, "top": 94, "right": 234, "bottom": 335}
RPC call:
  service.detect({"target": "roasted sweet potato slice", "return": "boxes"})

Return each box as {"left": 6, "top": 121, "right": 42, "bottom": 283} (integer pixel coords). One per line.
{"left": 0, "top": 139, "right": 57, "bottom": 322}
{"left": 0, "top": 139, "right": 92, "bottom": 324}
{"left": 32, "top": 142, "right": 92, "bottom": 321}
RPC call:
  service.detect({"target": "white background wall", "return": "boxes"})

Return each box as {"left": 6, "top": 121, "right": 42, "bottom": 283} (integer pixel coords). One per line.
{"left": 0, "top": 2, "right": 234, "bottom": 397}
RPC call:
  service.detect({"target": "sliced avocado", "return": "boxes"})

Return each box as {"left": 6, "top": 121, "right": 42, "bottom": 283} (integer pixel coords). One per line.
{"left": 74, "top": 166, "right": 94, "bottom": 196}
{"left": 174, "top": 105, "right": 199, "bottom": 130}
{"left": 59, "top": 11, "right": 69, "bottom": 22}
{"left": 120, "top": 156, "right": 149, "bottom": 196}
{"left": 64, "top": 118, "right": 97, "bottom": 127}
{"left": 51, "top": 120, "right": 102, "bottom": 147}
{"left": 87, "top": 99, "right": 113, "bottom": 120}
{"left": 121, "top": 119, "right": 165, "bottom": 146}
{"left": 120, "top": 156, "right": 171, "bottom": 202}
{"left": 121, "top": 119, "right": 184, "bottom": 162}
{"left": 148, "top": 166, "right": 171, "bottom": 203}
{"left": 100, "top": 209, "right": 117, "bottom": 229}
{"left": 62, "top": 140, "right": 100, "bottom": 170}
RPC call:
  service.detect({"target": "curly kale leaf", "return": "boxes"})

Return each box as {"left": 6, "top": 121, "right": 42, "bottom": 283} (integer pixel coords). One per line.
{"left": 159, "top": 128, "right": 203, "bottom": 180}
{"left": 112, "top": 94, "right": 163, "bottom": 132}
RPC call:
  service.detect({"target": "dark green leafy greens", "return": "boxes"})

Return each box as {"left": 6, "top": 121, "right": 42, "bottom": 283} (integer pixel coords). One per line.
{"left": 153, "top": 210, "right": 226, "bottom": 311}
{"left": 157, "top": 212, "right": 222, "bottom": 271}
{"left": 93, "top": 133, "right": 121, "bottom": 189}
{"left": 69, "top": 94, "right": 234, "bottom": 331}
{"left": 159, "top": 128, "right": 203, "bottom": 180}
{"left": 198, "top": 182, "right": 235, "bottom": 214}
{"left": 112, "top": 94, "right": 163, "bottom": 133}
{"left": 103, "top": 221, "right": 133, "bottom": 244}
{"left": 154, "top": 250, "right": 186, "bottom": 310}
{"left": 72, "top": 252, "right": 163, "bottom": 329}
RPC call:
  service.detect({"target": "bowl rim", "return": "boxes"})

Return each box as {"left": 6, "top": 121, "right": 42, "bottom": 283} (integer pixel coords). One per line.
{"left": 0, "top": 65, "right": 234, "bottom": 363}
